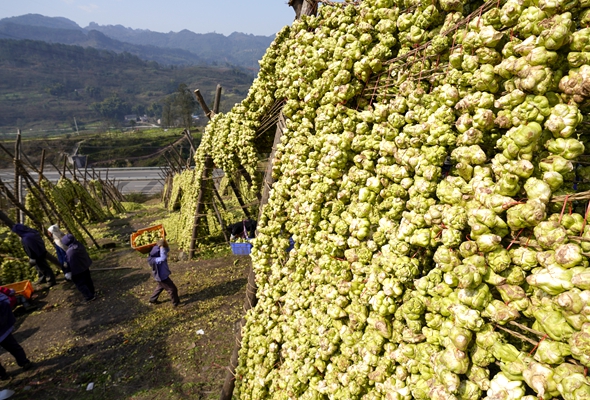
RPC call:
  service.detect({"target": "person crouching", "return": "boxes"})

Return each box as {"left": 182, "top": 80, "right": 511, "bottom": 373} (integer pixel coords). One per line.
{"left": 62, "top": 234, "right": 96, "bottom": 303}
{"left": 147, "top": 239, "right": 179, "bottom": 307}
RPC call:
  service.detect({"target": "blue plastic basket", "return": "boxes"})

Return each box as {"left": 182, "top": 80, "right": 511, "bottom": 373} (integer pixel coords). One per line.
{"left": 230, "top": 241, "right": 253, "bottom": 255}
{"left": 287, "top": 237, "right": 295, "bottom": 252}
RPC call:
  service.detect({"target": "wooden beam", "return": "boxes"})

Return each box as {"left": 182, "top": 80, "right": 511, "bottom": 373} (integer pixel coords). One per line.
{"left": 188, "top": 155, "right": 213, "bottom": 259}
{"left": 14, "top": 129, "right": 23, "bottom": 224}
{"left": 211, "top": 193, "right": 229, "bottom": 243}
{"left": 0, "top": 209, "right": 14, "bottom": 229}
{"left": 259, "top": 113, "right": 286, "bottom": 211}
{"left": 228, "top": 178, "right": 251, "bottom": 220}
{"left": 15, "top": 161, "right": 73, "bottom": 241}
{"left": 213, "top": 84, "right": 222, "bottom": 114}
{"left": 194, "top": 89, "right": 213, "bottom": 119}
{"left": 38, "top": 149, "right": 46, "bottom": 186}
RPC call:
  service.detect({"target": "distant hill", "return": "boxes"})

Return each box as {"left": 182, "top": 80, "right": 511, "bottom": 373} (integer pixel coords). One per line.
{"left": 0, "top": 38, "right": 255, "bottom": 133}
{"left": 0, "top": 14, "right": 275, "bottom": 68}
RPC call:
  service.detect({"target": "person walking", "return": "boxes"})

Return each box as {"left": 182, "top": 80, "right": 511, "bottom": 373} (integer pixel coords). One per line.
{"left": 0, "top": 291, "right": 33, "bottom": 380}
{"left": 47, "top": 225, "right": 72, "bottom": 282}
{"left": 61, "top": 234, "right": 96, "bottom": 303}
{"left": 11, "top": 224, "right": 56, "bottom": 287}
{"left": 147, "top": 239, "right": 179, "bottom": 307}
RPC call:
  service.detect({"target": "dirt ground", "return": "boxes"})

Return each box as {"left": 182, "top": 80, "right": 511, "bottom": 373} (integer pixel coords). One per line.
{"left": 0, "top": 201, "right": 250, "bottom": 399}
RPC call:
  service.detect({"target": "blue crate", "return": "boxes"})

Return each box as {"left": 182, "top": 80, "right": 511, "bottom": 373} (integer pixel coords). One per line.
{"left": 230, "top": 241, "right": 252, "bottom": 255}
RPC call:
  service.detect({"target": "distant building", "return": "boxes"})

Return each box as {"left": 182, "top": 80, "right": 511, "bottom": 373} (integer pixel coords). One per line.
{"left": 124, "top": 114, "right": 139, "bottom": 122}
{"left": 70, "top": 155, "right": 87, "bottom": 168}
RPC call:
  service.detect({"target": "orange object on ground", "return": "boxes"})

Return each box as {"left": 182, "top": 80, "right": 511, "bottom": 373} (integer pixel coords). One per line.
{"left": 130, "top": 224, "right": 166, "bottom": 254}
{"left": 2, "top": 280, "right": 34, "bottom": 300}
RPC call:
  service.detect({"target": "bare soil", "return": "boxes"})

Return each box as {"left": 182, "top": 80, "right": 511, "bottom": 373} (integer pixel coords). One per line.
{"left": 0, "top": 201, "right": 249, "bottom": 399}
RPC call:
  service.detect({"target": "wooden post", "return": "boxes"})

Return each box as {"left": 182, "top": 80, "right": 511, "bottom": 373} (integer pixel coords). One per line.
{"left": 194, "top": 89, "right": 213, "bottom": 119}
{"left": 39, "top": 149, "right": 46, "bottom": 186}
{"left": 45, "top": 162, "right": 101, "bottom": 249}
{"left": 213, "top": 84, "right": 222, "bottom": 114}
{"left": 170, "top": 146, "right": 186, "bottom": 171}
{"left": 259, "top": 113, "right": 286, "bottom": 209}
{"left": 15, "top": 161, "right": 73, "bottom": 238}
{"left": 228, "top": 179, "right": 251, "bottom": 220}
{"left": 184, "top": 129, "right": 197, "bottom": 159}
{"left": 14, "top": 129, "right": 23, "bottom": 224}
{"left": 0, "top": 209, "right": 14, "bottom": 229}
{"left": 1, "top": 178, "right": 43, "bottom": 231}
{"left": 211, "top": 194, "right": 229, "bottom": 243}
{"left": 0, "top": 205, "right": 61, "bottom": 268}
{"left": 289, "top": 0, "right": 318, "bottom": 19}
{"left": 188, "top": 155, "right": 213, "bottom": 259}
{"left": 212, "top": 183, "right": 227, "bottom": 211}
{"left": 20, "top": 169, "right": 55, "bottom": 227}
{"left": 83, "top": 159, "right": 88, "bottom": 186}
{"left": 62, "top": 155, "right": 67, "bottom": 179}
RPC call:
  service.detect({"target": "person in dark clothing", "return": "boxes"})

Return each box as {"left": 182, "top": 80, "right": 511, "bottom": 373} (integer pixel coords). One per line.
{"left": 61, "top": 234, "right": 96, "bottom": 303}
{"left": 0, "top": 292, "right": 33, "bottom": 380}
{"left": 47, "top": 225, "right": 72, "bottom": 281}
{"left": 226, "top": 219, "right": 257, "bottom": 240}
{"left": 11, "top": 224, "right": 56, "bottom": 287}
{"left": 147, "top": 239, "right": 179, "bottom": 307}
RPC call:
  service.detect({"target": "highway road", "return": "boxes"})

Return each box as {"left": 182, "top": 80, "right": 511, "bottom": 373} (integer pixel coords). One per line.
{"left": 0, "top": 167, "right": 167, "bottom": 195}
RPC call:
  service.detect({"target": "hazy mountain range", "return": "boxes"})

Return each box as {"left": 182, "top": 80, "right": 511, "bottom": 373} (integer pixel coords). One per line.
{"left": 0, "top": 14, "right": 275, "bottom": 68}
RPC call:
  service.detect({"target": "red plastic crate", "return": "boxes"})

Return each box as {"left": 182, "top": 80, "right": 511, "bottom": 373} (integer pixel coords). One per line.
{"left": 131, "top": 224, "right": 166, "bottom": 254}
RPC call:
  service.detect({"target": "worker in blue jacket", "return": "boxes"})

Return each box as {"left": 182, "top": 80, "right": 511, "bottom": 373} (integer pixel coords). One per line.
{"left": 11, "top": 224, "right": 56, "bottom": 287}
{"left": 0, "top": 292, "right": 33, "bottom": 380}
{"left": 147, "top": 239, "right": 180, "bottom": 307}
{"left": 62, "top": 234, "right": 96, "bottom": 303}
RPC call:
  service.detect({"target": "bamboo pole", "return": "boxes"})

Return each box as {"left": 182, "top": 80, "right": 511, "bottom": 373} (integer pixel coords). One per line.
{"left": 10, "top": 156, "right": 64, "bottom": 229}
{"left": 19, "top": 166, "right": 56, "bottom": 228}
{"left": 212, "top": 183, "right": 227, "bottom": 211}
{"left": 259, "top": 113, "right": 286, "bottom": 208}
{"left": 14, "top": 129, "right": 23, "bottom": 224}
{"left": 38, "top": 149, "right": 46, "bottom": 186}
{"left": 194, "top": 89, "right": 213, "bottom": 119}
{"left": 0, "top": 206, "right": 61, "bottom": 268}
{"left": 183, "top": 129, "right": 197, "bottom": 159}
{"left": 45, "top": 161, "right": 100, "bottom": 249}
{"left": 228, "top": 179, "right": 251, "bottom": 220}
{"left": 211, "top": 193, "right": 229, "bottom": 243}
{"left": 188, "top": 156, "right": 213, "bottom": 259}
{"left": 170, "top": 146, "right": 186, "bottom": 171}
{"left": 83, "top": 158, "right": 88, "bottom": 186}
{"left": 213, "top": 84, "right": 222, "bottom": 114}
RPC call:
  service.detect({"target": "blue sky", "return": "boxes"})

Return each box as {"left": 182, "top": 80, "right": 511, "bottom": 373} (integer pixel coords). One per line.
{"left": 0, "top": 0, "right": 296, "bottom": 36}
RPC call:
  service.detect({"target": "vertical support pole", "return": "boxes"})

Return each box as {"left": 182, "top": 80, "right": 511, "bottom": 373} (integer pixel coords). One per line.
{"left": 194, "top": 89, "right": 213, "bottom": 119}
{"left": 14, "top": 129, "right": 23, "bottom": 224}
{"left": 62, "top": 155, "right": 67, "bottom": 179}
{"left": 38, "top": 149, "right": 46, "bottom": 185}
{"left": 229, "top": 179, "right": 251, "bottom": 220}
{"left": 259, "top": 113, "right": 286, "bottom": 212}
{"left": 211, "top": 195, "right": 228, "bottom": 243}
{"left": 184, "top": 129, "right": 197, "bottom": 158}
{"left": 188, "top": 155, "right": 213, "bottom": 259}
{"left": 213, "top": 84, "right": 222, "bottom": 114}
{"left": 83, "top": 158, "right": 88, "bottom": 186}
